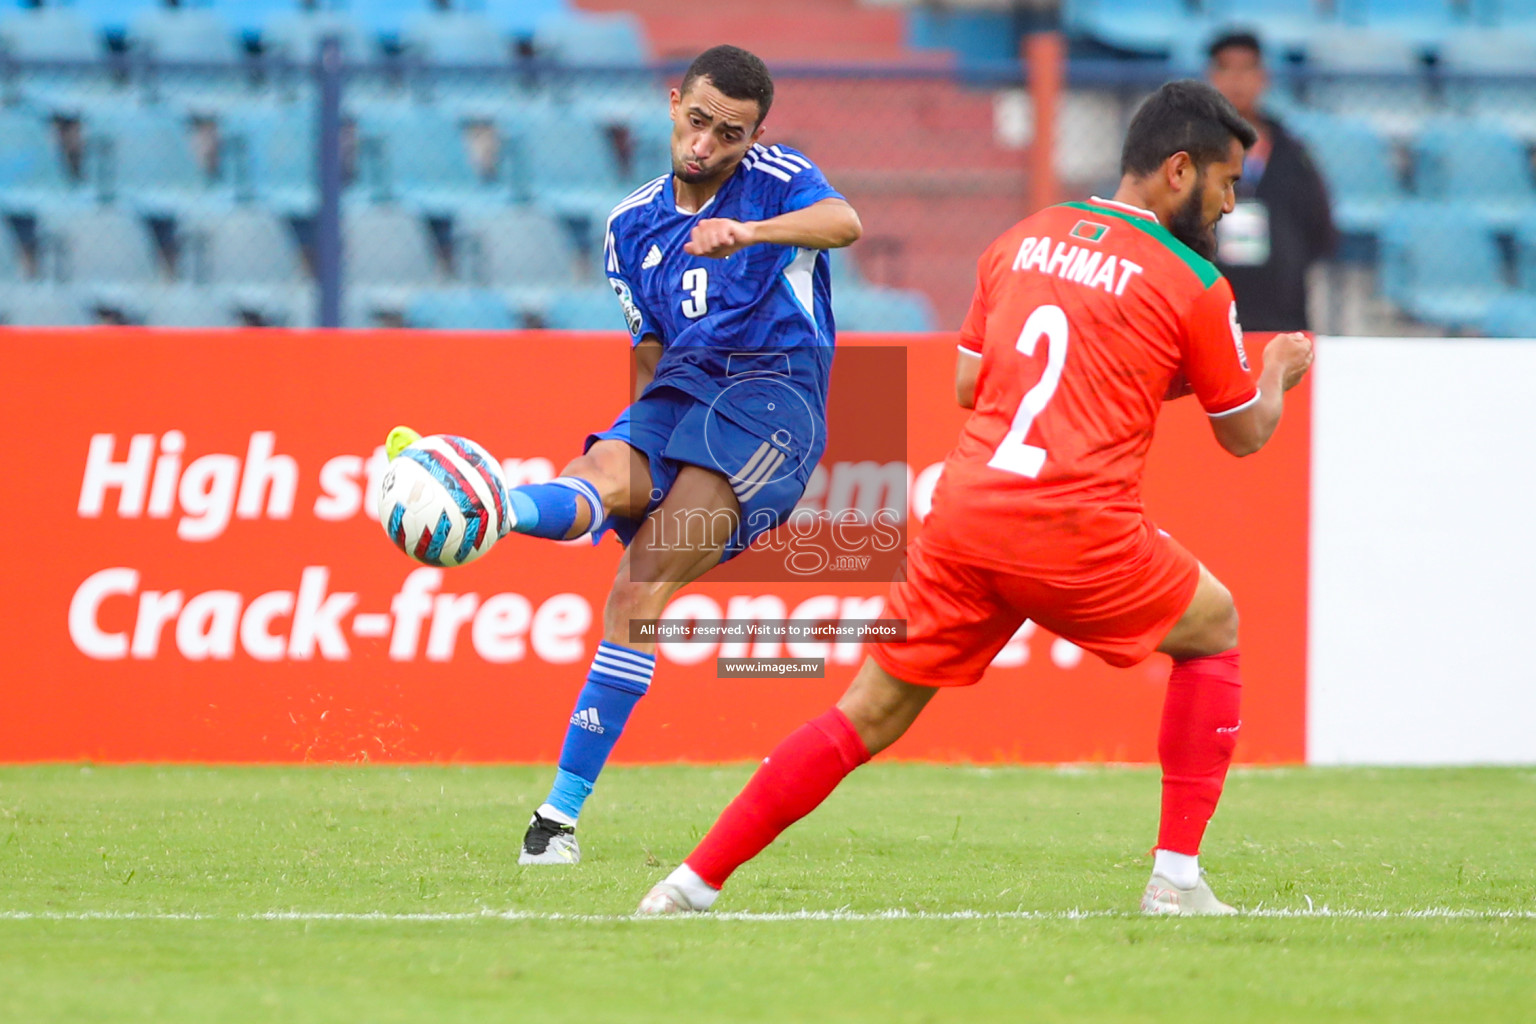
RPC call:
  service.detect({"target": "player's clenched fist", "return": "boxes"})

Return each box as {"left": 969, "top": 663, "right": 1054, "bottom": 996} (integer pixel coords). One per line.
{"left": 685, "top": 218, "right": 757, "bottom": 258}
{"left": 1264, "top": 332, "right": 1314, "bottom": 391}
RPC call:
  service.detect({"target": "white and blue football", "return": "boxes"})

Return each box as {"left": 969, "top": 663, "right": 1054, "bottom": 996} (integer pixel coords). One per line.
{"left": 378, "top": 434, "right": 509, "bottom": 567}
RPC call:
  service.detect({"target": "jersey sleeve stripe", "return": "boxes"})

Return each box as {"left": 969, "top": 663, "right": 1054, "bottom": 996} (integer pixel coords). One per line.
{"left": 957, "top": 343, "right": 982, "bottom": 356}
{"left": 747, "top": 159, "right": 792, "bottom": 182}
{"left": 770, "top": 145, "right": 813, "bottom": 170}
{"left": 1206, "top": 389, "right": 1261, "bottom": 418}
{"left": 605, "top": 177, "right": 666, "bottom": 231}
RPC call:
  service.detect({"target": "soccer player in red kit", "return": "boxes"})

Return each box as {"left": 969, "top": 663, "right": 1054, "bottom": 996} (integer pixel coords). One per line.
{"left": 636, "top": 81, "right": 1316, "bottom": 916}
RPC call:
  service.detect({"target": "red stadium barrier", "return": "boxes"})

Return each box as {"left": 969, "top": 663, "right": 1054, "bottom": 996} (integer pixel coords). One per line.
{"left": 2, "top": 328, "right": 1308, "bottom": 763}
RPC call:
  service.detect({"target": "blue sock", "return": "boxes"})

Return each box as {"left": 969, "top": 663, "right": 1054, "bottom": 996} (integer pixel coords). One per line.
{"left": 506, "top": 477, "right": 603, "bottom": 540}
{"left": 544, "top": 641, "right": 655, "bottom": 822}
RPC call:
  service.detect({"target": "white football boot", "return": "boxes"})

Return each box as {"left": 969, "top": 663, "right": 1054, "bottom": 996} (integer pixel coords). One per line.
{"left": 517, "top": 812, "right": 580, "bottom": 865}
{"left": 1140, "top": 872, "right": 1238, "bottom": 916}
{"left": 635, "top": 882, "right": 704, "bottom": 916}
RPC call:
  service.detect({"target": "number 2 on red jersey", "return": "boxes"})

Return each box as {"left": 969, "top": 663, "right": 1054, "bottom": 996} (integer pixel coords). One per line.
{"left": 987, "top": 304, "right": 1069, "bottom": 479}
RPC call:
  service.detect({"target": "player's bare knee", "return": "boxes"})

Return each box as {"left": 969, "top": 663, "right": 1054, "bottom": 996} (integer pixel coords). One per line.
{"left": 837, "top": 659, "right": 934, "bottom": 755}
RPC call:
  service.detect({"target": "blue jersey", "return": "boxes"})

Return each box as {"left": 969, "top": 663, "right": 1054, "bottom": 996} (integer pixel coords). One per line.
{"left": 602, "top": 143, "right": 844, "bottom": 441}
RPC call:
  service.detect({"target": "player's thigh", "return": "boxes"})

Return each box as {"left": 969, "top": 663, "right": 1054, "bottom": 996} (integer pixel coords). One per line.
{"left": 869, "top": 538, "right": 1025, "bottom": 688}
{"left": 616, "top": 463, "right": 742, "bottom": 597}
{"left": 1014, "top": 528, "right": 1203, "bottom": 668}
{"left": 1155, "top": 562, "right": 1238, "bottom": 659}
{"left": 561, "top": 440, "right": 655, "bottom": 519}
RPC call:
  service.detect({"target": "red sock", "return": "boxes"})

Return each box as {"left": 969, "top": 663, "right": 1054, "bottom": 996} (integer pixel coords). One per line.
{"left": 686, "top": 707, "right": 871, "bottom": 890}
{"left": 1157, "top": 649, "right": 1242, "bottom": 855}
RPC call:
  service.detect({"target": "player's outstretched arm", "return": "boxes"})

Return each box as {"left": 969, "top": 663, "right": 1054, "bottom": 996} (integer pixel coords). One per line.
{"left": 684, "top": 198, "right": 862, "bottom": 258}
{"left": 1209, "top": 331, "right": 1314, "bottom": 457}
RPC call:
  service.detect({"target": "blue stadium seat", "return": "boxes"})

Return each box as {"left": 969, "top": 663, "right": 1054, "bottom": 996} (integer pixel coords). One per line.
{"left": 1379, "top": 203, "right": 1509, "bottom": 329}
{"left": 58, "top": 0, "right": 140, "bottom": 37}
{"left": 127, "top": 4, "right": 241, "bottom": 62}
{"left": 37, "top": 204, "right": 162, "bottom": 289}
{"left": 399, "top": 9, "right": 509, "bottom": 65}
{"left": 0, "top": 107, "right": 79, "bottom": 217}
{"left": 833, "top": 286, "right": 937, "bottom": 333}
{"left": 0, "top": 285, "right": 92, "bottom": 325}
{"left": 405, "top": 288, "right": 517, "bottom": 329}
{"left": 500, "top": 103, "right": 620, "bottom": 227}
{"left": 1201, "top": 2, "right": 1332, "bottom": 55}
{"left": 456, "top": 205, "right": 578, "bottom": 289}
{"left": 1479, "top": 293, "right": 1536, "bottom": 337}
{"left": 355, "top": 107, "right": 504, "bottom": 215}
{"left": 1285, "top": 112, "right": 1405, "bottom": 235}
{"left": 1061, "top": 0, "right": 1207, "bottom": 55}
{"left": 343, "top": 202, "right": 440, "bottom": 288}
{"left": 907, "top": 7, "right": 1017, "bottom": 73}
{"left": 1303, "top": 29, "right": 1433, "bottom": 136}
{"left": 346, "top": 0, "right": 435, "bottom": 39}
{"left": 1439, "top": 30, "right": 1536, "bottom": 139}
{"left": 0, "top": 218, "right": 23, "bottom": 282}
{"left": 181, "top": 206, "right": 308, "bottom": 287}
{"left": 222, "top": 105, "right": 317, "bottom": 215}
{"left": 531, "top": 11, "right": 647, "bottom": 64}
{"left": 1339, "top": 0, "right": 1466, "bottom": 44}
{"left": 479, "top": 0, "right": 567, "bottom": 38}
{"left": 261, "top": 8, "right": 377, "bottom": 63}
{"left": 1411, "top": 120, "right": 1536, "bottom": 230}
{"left": 0, "top": 6, "right": 99, "bottom": 59}
{"left": 205, "top": 1, "right": 305, "bottom": 40}
{"left": 1511, "top": 221, "right": 1536, "bottom": 292}
{"left": 123, "top": 284, "right": 243, "bottom": 327}
{"left": 81, "top": 106, "right": 216, "bottom": 218}
{"left": 1469, "top": 0, "right": 1536, "bottom": 27}
{"left": 535, "top": 285, "right": 622, "bottom": 330}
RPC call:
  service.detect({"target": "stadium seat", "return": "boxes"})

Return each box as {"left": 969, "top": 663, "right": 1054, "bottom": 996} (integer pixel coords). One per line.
{"left": 1411, "top": 120, "right": 1536, "bottom": 230}
{"left": 1511, "top": 221, "right": 1536, "bottom": 292}
{"left": 1479, "top": 293, "right": 1536, "bottom": 337}
{"left": 119, "top": 284, "right": 243, "bottom": 327}
{"left": 480, "top": 0, "right": 568, "bottom": 39}
{"left": 1439, "top": 30, "right": 1536, "bottom": 139}
{"left": 57, "top": 0, "right": 139, "bottom": 38}
{"left": 180, "top": 205, "right": 308, "bottom": 287}
{"left": 399, "top": 9, "right": 510, "bottom": 65}
{"left": 1469, "top": 0, "right": 1536, "bottom": 26}
{"left": 531, "top": 11, "right": 648, "bottom": 65}
{"left": 1060, "top": 0, "right": 1207, "bottom": 55}
{"left": 1285, "top": 112, "right": 1405, "bottom": 235}
{"left": 0, "top": 218, "right": 23, "bottom": 282}
{"left": 343, "top": 202, "right": 440, "bottom": 288}
{"left": 261, "top": 8, "right": 377, "bottom": 63}
{"left": 1338, "top": 0, "right": 1466, "bottom": 44}
{"left": 1302, "top": 29, "right": 1433, "bottom": 136}
{"left": 204, "top": 1, "right": 304, "bottom": 40}
{"left": 0, "top": 107, "right": 79, "bottom": 217}
{"left": 81, "top": 106, "right": 217, "bottom": 218}
{"left": 37, "top": 204, "right": 162, "bottom": 288}
{"left": 346, "top": 0, "right": 435, "bottom": 39}
{"left": 1378, "top": 203, "right": 1509, "bottom": 329}
{"left": 0, "top": 285, "right": 92, "bottom": 325}
{"left": 1198, "top": 2, "right": 1331, "bottom": 57}
{"left": 456, "top": 204, "right": 579, "bottom": 289}
{"left": 500, "top": 103, "right": 621, "bottom": 227}
{"left": 907, "top": 7, "right": 1017, "bottom": 73}
{"left": 0, "top": 6, "right": 100, "bottom": 60}
{"left": 405, "top": 288, "right": 517, "bottom": 329}
{"left": 533, "top": 284, "right": 621, "bottom": 330}
{"left": 832, "top": 286, "right": 937, "bottom": 333}
{"left": 222, "top": 105, "right": 317, "bottom": 215}
{"left": 355, "top": 107, "right": 505, "bottom": 215}
{"left": 127, "top": 4, "right": 241, "bottom": 63}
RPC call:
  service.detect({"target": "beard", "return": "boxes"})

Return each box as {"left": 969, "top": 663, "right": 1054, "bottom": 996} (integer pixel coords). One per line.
{"left": 1169, "top": 176, "right": 1219, "bottom": 261}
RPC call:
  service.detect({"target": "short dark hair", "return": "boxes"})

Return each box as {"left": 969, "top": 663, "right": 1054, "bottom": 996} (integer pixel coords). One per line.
{"left": 1207, "top": 30, "right": 1264, "bottom": 63}
{"left": 680, "top": 45, "right": 774, "bottom": 125}
{"left": 1120, "top": 79, "right": 1258, "bottom": 177}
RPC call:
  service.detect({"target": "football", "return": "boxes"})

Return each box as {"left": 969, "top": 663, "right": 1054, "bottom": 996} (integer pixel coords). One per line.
{"left": 378, "top": 434, "right": 510, "bottom": 567}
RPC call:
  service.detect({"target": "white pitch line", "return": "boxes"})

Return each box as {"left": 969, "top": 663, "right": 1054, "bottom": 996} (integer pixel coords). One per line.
{"left": 0, "top": 908, "right": 1532, "bottom": 923}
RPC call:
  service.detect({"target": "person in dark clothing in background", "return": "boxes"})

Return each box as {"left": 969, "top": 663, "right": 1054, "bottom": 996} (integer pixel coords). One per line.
{"left": 1207, "top": 30, "right": 1337, "bottom": 331}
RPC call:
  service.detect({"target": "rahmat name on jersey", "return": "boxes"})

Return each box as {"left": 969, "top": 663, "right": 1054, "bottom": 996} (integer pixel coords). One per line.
{"left": 1012, "top": 233, "right": 1144, "bottom": 297}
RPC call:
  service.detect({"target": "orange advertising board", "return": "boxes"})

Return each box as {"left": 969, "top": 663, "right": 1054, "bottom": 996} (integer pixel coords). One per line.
{"left": 1, "top": 328, "right": 1307, "bottom": 763}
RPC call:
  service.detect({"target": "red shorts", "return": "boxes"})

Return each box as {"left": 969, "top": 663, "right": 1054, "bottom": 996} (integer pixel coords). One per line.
{"left": 869, "top": 528, "right": 1200, "bottom": 686}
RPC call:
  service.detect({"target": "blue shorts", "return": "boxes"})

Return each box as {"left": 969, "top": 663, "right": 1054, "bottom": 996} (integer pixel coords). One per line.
{"left": 584, "top": 385, "right": 823, "bottom": 562}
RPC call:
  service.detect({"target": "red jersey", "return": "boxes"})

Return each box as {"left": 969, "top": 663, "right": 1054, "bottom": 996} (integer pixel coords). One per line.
{"left": 921, "top": 197, "right": 1258, "bottom": 574}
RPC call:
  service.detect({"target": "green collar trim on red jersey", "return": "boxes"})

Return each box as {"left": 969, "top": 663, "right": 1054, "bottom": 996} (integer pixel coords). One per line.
{"left": 1059, "top": 200, "right": 1221, "bottom": 289}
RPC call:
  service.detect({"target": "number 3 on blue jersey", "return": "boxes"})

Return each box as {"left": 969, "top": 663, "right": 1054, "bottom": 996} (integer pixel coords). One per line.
{"left": 681, "top": 268, "right": 708, "bottom": 319}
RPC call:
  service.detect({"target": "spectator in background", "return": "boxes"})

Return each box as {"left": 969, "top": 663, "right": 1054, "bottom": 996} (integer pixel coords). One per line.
{"left": 1207, "top": 30, "right": 1336, "bottom": 331}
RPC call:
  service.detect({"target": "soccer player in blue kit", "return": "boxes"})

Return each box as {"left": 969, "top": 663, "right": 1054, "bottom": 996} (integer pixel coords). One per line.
{"left": 502, "top": 45, "right": 860, "bottom": 863}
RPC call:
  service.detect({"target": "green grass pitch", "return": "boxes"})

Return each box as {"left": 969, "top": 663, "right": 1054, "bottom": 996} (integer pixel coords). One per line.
{"left": 1, "top": 763, "right": 1532, "bottom": 1022}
